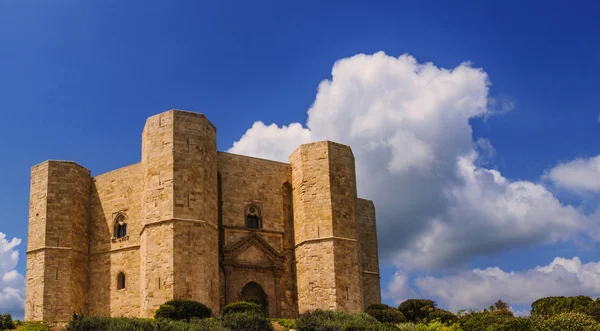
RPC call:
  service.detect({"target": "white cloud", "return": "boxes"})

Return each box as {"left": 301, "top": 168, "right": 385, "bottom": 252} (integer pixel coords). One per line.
{"left": 415, "top": 257, "right": 600, "bottom": 312}
{"left": 228, "top": 51, "right": 592, "bottom": 271}
{"left": 546, "top": 155, "right": 600, "bottom": 193}
{"left": 383, "top": 271, "right": 417, "bottom": 306}
{"left": 0, "top": 232, "right": 25, "bottom": 314}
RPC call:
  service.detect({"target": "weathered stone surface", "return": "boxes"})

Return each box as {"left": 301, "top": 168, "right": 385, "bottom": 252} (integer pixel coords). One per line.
{"left": 25, "top": 109, "right": 381, "bottom": 321}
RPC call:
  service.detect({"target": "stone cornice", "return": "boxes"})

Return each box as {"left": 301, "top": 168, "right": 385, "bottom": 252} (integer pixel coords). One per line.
{"left": 90, "top": 245, "right": 141, "bottom": 256}
{"left": 139, "top": 217, "right": 218, "bottom": 236}
{"left": 294, "top": 236, "right": 357, "bottom": 249}
{"left": 26, "top": 246, "right": 87, "bottom": 255}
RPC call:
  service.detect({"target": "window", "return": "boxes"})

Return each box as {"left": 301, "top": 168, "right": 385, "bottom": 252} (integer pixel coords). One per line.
{"left": 117, "top": 272, "right": 125, "bottom": 290}
{"left": 246, "top": 205, "right": 262, "bottom": 229}
{"left": 114, "top": 213, "right": 127, "bottom": 239}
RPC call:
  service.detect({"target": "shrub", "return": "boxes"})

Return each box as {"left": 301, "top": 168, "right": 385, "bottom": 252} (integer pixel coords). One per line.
{"left": 366, "top": 304, "right": 406, "bottom": 324}
{"left": 533, "top": 312, "right": 600, "bottom": 331}
{"left": 365, "top": 323, "right": 402, "bottom": 330}
{"left": 220, "top": 310, "right": 274, "bottom": 331}
{"left": 0, "top": 313, "right": 15, "bottom": 330}
{"left": 531, "top": 296, "right": 594, "bottom": 317}
{"left": 415, "top": 320, "right": 463, "bottom": 331}
{"left": 155, "top": 317, "right": 226, "bottom": 331}
{"left": 458, "top": 310, "right": 514, "bottom": 331}
{"left": 66, "top": 315, "right": 154, "bottom": 331}
{"left": 221, "top": 300, "right": 262, "bottom": 316}
{"left": 154, "top": 299, "right": 212, "bottom": 321}
{"left": 396, "top": 323, "right": 417, "bottom": 331}
{"left": 426, "top": 309, "right": 457, "bottom": 324}
{"left": 492, "top": 317, "right": 531, "bottom": 331}
{"left": 271, "top": 318, "right": 296, "bottom": 330}
{"left": 296, "top": 309, "right": 378, "bottom": 331}
{"left": 398, "top": 300, "right": 437, "bottom": 323}
{"left": 17, "top": 322, "right": 51, "bottom": 331}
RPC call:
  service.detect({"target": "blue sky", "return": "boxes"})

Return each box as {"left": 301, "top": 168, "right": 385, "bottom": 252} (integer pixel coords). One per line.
{"left": 1, "top": 0, "right": 600, "bottom": 319}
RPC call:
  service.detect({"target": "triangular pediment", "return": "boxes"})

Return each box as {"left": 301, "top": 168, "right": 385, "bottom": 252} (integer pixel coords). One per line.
{"left": 223, "top": 232, "right": 284, "bottom": 268}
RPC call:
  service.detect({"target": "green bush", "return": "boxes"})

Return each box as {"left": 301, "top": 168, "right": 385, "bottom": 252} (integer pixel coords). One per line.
{"left": 398, "top": 300, "right": 437, "bottom": 323}
{"left": 366, "top": 304, "right": 406, "bottom": 324}
{"left": 415, "top": 320, "right": 463, "bottom": 331}
{"left": 533, "top": 312, "right": 600, "bottom": 331}
{"left": 271, "top": 318, "right": 296, "bottom": 330}
{"left": 458, "top": 310, "right": 514, "bottom": 331}
{"left": 365, "top": 323, "right": 402, "bottom": 330}
{"left": 155, "top": 317, "right": 226, "bottom": 331}
{"left": 154, "top": 299, "right": 212, "bottom": 321}
{"left": 220, "top": 310, "right": 274, "bottom": 331}
{"left": 16, "top": 322, "right": 50, "bottom": 331}
{"left": 531, "top": 296, "right": 594, "bottom": 317}
{"left": 427, "top": 309, "right": 457, "bottom": 324}
{"left": 396, "top": 323, "right": 417, "bottom": 331}
{"left": 492, "top": 317, "right": 531, "bottom": 331}
{"left": 296, "top": 309, "right": 379, "bottom": 331}
{"left": 66, "top": 314, "right": 154, "bottom": 331}
{"left": 221, "top": 300, "right": 262, "bottom": 316}
{"left": 0, "top": 313, "right": 15, "bottom": 330}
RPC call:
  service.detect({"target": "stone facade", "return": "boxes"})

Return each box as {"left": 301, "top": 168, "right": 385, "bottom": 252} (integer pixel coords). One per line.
{"left": 25, "top": 109, "right": 381, "bottom": 321}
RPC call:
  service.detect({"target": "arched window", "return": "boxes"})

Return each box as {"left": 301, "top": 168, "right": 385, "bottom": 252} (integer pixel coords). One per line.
{"left": 117, "top": 272, "right": 126, "bottom": 290}
{"left": 114, "top": 213, "right": 127, "bottom": 239}
{"left": 246, "top": 204, "right": 262, "bottom": 229}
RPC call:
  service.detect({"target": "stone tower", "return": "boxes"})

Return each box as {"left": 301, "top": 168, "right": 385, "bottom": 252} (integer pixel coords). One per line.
{"left": 25, "top": 161, "right": 91, "bottom": 321}
{"left": 140, "top": 110, "right": 220, "bottom": 316}
{"left": 289, "top": 141, "right": 364, "bottom": 312}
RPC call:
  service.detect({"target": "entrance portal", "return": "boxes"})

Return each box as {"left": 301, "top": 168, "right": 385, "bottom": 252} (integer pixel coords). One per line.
{"left": 241, "top": 282, "right": 268, "bottom": 317}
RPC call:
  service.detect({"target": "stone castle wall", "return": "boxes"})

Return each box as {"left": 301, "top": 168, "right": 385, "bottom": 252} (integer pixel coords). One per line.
{"left": 25, "top": 109, "right": 381, "bottom": 321}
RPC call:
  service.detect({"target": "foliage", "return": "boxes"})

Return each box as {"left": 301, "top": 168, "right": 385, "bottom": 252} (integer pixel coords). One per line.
{"left": 458, "top": 310, "right": 515, "bottom": 331}
{"left": 271, "top": 318, "right": 296, "bottom": 330}
{"left": 531, "top": 296, "right": 600, "bottom": 322}
{"left": 486, "top": 300, "right": 511, "bottom": 313}
{"left": 533, "top": 312, "right": 600, "bottom": 331}
{"left": 491, "top": 317, "right": 531, "bottom": 331}
{"left": 366, "top": 304, "right": 406, "bottom": 323}
{"left": 414, "top": 320, "right": 463, "bottom": 331}
{"left": 426, "top": 309, "right": 457, "bottom": 325}
{"left": 220, "top": 310, "right": 274, "bottom": 331}
{"left": 155, "top": 318, "right": 226, "bottom": 331}
{"left": 398, "top": 300, "right": 437, "bottom": 323}
{"left": 296, "top": 309, "right": 379, "bottom": 331}
{"left": 154, "top": 299, "right": 212, "bottom": 321}
{"left": 396, "top": 323, "right": 417, "bottom": 331}
{"left": 66, "top": 314, "right": 154, "bottom": 331}
{"left": 0, "top": 313, "right": 15, "bottom": 330}
{"left": 14, "top": 322, "right": 50, "bottom": 331}
{"left": 221, "top": 300, "right": 262, "bottom": 316}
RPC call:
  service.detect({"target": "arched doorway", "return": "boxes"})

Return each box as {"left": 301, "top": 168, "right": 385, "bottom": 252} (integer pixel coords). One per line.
{"left": 241, "top": 282, "right": 268, "bottom": 317}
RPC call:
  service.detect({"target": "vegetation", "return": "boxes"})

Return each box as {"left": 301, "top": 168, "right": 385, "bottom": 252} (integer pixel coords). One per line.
{"left": 0, "top": 313, "right": 15, "bottom": 330}
{"left": 271, "top": 318, "right": 296, "bottom": 330}
{"left": 366, "top": 304, "right": 407, "bottom": 323}
{"left": 43, "top": 294, "right": 600, "bottom": 331}
{"left": 221, "top": 300, "right": 262, "bottom": 316}
{"left": 295, "top": 309, "right": 379, "bottom": 330}
{"left": 154, "top": 299, "right": 212, "bottom": 321}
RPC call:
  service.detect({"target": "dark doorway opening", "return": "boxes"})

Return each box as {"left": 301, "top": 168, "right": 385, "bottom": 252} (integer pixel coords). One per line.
{"left": 241, "top": 282, "right": 268, "bottom": 317}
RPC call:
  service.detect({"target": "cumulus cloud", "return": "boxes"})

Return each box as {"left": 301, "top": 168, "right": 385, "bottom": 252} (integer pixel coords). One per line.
{"left": 0, "top": 232, "right": 25, "bottom": 315}
{"left": 414, "top": 256, "right": 600, "bottom": 312}
{"left": 545, "top": 155, "right": 600, "bottom": 193}
{"left": 228, "top": 51, "right": 592, "bottom": 272}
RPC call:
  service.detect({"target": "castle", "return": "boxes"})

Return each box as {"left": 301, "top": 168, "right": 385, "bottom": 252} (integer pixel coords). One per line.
{"left": 25, "top": 110, "right": 381, "bottom": 321}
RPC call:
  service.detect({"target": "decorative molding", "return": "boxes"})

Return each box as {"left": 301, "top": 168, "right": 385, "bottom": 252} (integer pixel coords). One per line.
{"left": 294, "top": 236, "right": 357, "bottom": 249}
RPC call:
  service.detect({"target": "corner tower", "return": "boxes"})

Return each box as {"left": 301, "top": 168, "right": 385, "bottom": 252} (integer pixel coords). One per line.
{"left": 289, "top": 141, "right": 363, "bottom": 313}
{"left": 140, "top": 110, "right": 219, "bottom": 316}
{"left": 25, "top": 161, "right": 91, "bottom": 321}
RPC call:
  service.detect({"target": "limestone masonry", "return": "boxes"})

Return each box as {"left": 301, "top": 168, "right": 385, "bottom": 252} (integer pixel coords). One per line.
{"left": 25, "top": 110, "right": 381, "bottom": 321}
